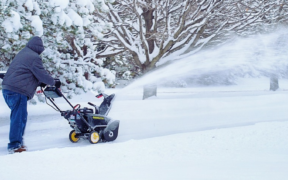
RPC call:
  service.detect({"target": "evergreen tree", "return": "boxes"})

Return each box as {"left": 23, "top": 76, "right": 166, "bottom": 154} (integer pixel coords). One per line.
{"left": 0, "top": 0, "right": 115, "bottom": 97}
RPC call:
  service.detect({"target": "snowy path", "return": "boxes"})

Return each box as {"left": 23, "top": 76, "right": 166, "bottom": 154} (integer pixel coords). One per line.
{"left": 1, "top": 85, "right": 287, "bottom": 156}
{"left": 1, "top": 79, "right": 288, "bottom": 180}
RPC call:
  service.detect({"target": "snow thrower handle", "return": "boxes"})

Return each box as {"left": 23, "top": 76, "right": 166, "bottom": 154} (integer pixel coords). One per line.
{"left": 88, "top": 102, "right": 95, "bottom": 106}
{"left": 73, "top": 104, "right": 81, "bottom": 110}
{"left": 88, "top": 102, "right": 99, "bottom": 114}
{"left": 42, "top": 86, "right": 75, "bottom": 112}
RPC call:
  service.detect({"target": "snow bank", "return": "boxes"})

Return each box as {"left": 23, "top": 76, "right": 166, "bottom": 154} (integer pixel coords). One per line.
{"left": 0, "top": 120, "right": 288, "bottom": 180}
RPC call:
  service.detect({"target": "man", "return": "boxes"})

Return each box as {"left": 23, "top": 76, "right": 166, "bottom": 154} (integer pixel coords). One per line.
{"left": 2, "top": 36, "right": 60, "bottom": 154}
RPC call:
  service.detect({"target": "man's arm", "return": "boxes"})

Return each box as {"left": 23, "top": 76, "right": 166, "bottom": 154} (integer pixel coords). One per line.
{"left": 31, "top": 58, "right": 55, "bottom": 86}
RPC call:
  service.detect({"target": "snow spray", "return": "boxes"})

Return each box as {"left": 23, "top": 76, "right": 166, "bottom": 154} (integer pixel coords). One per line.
{"left": 121, "top": 29, "right": 288, "bottom": 91}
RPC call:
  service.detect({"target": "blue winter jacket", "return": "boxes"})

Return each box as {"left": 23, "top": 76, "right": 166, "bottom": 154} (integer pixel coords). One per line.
{"left": 2, "top": 36, "right": 55, "bottom": 100}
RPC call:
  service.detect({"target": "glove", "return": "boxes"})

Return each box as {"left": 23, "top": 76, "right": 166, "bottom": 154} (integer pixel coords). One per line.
{"left": 54, "top": 79, "right": 61, "bottom": 88}
{"left": 39, "top": 83, "right": 47, "bottom": 88}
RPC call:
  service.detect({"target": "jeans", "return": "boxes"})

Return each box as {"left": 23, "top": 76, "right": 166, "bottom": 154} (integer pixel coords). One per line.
{"left": 2, "top": 89, "right": 28, "bottom": 150}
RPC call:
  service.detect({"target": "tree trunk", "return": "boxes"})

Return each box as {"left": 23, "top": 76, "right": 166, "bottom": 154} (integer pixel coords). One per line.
{"left": 270, "top": 74, "right": 279, "bottom": 91}
{"left": 142, "top": 8, "right": 155, "bottom": 54}
{"left": 65, "top": 35, "right": 81, "bottom": 58}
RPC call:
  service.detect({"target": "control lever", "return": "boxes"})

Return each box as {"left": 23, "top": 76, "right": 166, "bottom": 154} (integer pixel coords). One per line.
{"left": 88, "top": 102, "right": 99, "bottom": 114}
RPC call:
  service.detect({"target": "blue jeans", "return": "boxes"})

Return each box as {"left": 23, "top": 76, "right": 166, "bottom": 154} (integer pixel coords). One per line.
{"left": 2, "top": 89, "right": 28, "bottom": 150}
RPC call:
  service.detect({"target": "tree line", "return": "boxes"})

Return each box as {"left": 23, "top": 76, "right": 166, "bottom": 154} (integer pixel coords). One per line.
{"left": 0, "top": 0, "right": 287, "bottom": 94}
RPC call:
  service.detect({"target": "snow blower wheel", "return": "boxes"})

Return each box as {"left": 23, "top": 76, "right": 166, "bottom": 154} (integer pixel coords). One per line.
{"left": 69, "top": 130, "right": 79, "bottom": 143}
{"left": 89, "top": 131, "right": 100, "bottom": 144}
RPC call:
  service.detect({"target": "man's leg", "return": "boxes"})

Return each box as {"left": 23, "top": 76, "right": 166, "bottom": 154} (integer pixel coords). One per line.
{"left": 2, "top": 90, "right": 28, "bottom": 151}
{"left": 20, "top": 95, "right": 28, "bottom": 147}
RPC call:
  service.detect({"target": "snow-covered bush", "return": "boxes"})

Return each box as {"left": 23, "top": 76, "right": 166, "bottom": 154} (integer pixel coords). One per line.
{"left": 102, "top": 53, "right": 140, "bottom": 82}
{"left": 122, "top": 71, "right": 132, "bottom": 80}
{"left": 0, "top": 0, "right": 116, "bottom": 97}
{"left": 40, "top": 0, "right": 116, "bottom": 94}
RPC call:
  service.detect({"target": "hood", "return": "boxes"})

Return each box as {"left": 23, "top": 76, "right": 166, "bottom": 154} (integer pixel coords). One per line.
{"left": 26, "top": 36, "right": 45, "bottom": 54}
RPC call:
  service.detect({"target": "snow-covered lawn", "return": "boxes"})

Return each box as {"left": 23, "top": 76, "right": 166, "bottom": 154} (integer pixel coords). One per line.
{"left": 0, "top": 78, "right": 288, "bottom": 180}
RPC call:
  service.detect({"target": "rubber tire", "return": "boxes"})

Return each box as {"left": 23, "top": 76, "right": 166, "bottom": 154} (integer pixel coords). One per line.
{"left": 89, "top": 131, "right": 100, "bottom": 144}
{"left": 69, "top": 130, "right": 79, "bottom": 143}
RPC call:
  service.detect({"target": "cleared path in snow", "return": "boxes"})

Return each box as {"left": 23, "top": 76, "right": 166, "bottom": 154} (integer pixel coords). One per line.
{"left": 1, "top": 85, "right": 287, "bottom": 156}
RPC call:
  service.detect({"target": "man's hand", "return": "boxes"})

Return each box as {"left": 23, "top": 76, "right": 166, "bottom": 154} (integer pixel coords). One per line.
{"left": 54, "top": 79, "right": 61, "bottom": 88}
{"left": 40, "top": 83, "right": 47, "bottom": 88}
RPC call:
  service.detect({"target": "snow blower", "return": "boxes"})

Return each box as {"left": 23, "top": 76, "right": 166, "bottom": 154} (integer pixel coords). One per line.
{"left": 42, "top": 86, "right": 120, "bottom": 144}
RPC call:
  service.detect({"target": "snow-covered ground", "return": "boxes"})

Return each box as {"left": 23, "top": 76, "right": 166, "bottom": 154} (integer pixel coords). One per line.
{"left": 0, "top": 77, "right": 288, "bottom": 180}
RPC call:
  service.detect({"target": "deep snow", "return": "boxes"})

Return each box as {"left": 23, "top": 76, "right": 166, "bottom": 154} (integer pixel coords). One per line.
{"left": 0, "top": 78, "right": 288, "bottom": 180}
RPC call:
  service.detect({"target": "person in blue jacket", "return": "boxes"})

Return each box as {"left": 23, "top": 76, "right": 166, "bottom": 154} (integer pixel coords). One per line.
{"left": 2, "top": 36, "right": 60, "bottom": 154}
